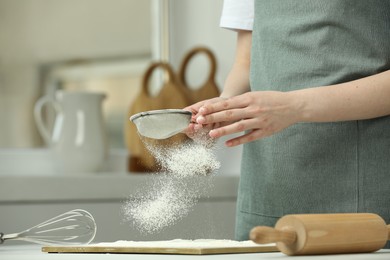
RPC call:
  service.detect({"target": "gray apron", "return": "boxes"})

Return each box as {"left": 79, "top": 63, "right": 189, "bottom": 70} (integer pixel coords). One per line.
{"left": 236, "top": 0, "right": 390, "bottom": 248}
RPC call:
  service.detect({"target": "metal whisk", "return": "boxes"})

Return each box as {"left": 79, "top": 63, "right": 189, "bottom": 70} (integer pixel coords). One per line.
{"left": 0, "top": 209, "right": 96, "bottom": 245}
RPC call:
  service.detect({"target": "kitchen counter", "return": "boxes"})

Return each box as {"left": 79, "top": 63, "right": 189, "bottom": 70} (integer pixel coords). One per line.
{"left": 1, "top": 245, "right": 390, "bottom": 260}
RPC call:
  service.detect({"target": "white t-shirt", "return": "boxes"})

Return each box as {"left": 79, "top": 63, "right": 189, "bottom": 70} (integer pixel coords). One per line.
{"left": 219, "top": 0, "right": 254, "bottom": 31}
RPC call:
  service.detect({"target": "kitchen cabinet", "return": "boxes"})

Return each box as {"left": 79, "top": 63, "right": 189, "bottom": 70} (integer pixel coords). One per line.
{"left": 0, "top": 174, "right": 238, "bottom": 243}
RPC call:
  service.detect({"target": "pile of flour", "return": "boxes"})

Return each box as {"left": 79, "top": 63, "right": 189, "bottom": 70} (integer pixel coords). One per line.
{"left": 122, "top": 132, "right": 220, "bottom": 234}
{"left": 96, "top": 239, "right": 260, "bottom": 248}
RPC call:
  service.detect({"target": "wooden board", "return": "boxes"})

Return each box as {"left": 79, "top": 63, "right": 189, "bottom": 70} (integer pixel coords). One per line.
{"left": 42, "top": 242, "right": 278, "bottom": 255}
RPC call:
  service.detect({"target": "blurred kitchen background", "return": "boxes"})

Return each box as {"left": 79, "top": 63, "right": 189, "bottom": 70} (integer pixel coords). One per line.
{"left": 0, "top": 0, "right": 242, "bottom": 243}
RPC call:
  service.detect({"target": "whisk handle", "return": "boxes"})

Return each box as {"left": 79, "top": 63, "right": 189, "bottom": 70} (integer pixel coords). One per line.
{"left": 0, "top": 232, "right": 19, "bottom": 244}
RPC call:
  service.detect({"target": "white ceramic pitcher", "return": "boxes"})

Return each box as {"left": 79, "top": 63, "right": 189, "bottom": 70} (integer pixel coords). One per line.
{"left": 34, "top": 90, "right": 107, "bottom": 174}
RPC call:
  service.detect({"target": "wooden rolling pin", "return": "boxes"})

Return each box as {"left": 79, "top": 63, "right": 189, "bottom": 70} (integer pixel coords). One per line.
{"left": 250, "top": 213, "right": 390, "bottom": 256}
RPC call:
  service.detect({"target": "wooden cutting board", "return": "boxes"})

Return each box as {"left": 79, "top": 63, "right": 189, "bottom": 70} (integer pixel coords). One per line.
{"left": 42, "top": 241, "right": 277, "bottom": 255}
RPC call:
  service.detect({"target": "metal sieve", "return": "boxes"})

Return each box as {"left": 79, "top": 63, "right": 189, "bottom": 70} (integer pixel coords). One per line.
{"left": 130, "top": 109, "right": 192, "bottom": 139}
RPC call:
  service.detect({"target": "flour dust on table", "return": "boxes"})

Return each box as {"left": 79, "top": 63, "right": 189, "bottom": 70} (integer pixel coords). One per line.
{"left": 122, "top": 130, "right": 220, "bottom": 234}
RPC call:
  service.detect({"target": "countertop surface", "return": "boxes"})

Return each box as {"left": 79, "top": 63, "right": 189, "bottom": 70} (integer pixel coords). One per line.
{"left": 1, "top": 245, "right": 390, "bottom": 260}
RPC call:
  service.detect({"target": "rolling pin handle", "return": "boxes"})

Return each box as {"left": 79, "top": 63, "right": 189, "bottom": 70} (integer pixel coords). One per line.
{"left": 250, "top": 226, "right": 297, "bottom": 245}
{"left": 387, "top": 225, "right": 390, "bottom": 240}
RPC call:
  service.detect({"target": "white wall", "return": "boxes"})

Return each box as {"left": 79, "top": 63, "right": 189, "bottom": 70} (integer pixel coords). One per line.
{"left": 169, "top": 0, "right": 235, "bottom": 88}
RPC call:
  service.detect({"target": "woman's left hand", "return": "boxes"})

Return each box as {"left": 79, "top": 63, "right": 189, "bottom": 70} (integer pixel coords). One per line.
{"left": 195, "top": 91, "right": 301, "bottom": 146}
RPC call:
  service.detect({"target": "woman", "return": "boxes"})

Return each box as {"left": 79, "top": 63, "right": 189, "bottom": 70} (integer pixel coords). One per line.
{"left": 185, "top": 0, "right": 390, "bottom": 247}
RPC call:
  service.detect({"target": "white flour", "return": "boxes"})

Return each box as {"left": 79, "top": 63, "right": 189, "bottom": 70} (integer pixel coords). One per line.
{"left": 155, "top": 142, "right": 220, "bottom": 178}
{"left": 95, "top": 239, "right": 261, "bottom": 248}
{"left": 122, "top": 178, "right": 198, "bottom": 234}
{"left": 122, "top": 130, "right": 220, "bottom": 234}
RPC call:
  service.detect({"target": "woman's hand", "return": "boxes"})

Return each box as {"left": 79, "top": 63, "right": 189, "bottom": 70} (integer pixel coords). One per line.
{"left": 183, "top": 30, "right": 253, "bottom": 145}
{"left": 195, "top": 91, "right": 301, "bottom": 147}
{"left": 183, "top": 97, "right": 226, "bottom": 142}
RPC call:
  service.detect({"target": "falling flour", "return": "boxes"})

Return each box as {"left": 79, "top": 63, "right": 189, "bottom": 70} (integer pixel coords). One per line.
{"left": 123, "top": 179, "right": 195, "bottom": 234}
{"left": 122, "top": 130, "right": 220, "bottom": 234}
{"left": 156, "top": 143, "right": 220, "bottom": 178}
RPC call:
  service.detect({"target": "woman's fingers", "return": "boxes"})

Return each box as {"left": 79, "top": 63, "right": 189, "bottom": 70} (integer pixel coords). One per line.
{"left": 209, "top": 118, "right": 261, "bottom": 138}
{"left": 183, "top": 122, "right": 196, "bottom": 137}
{"left": 185, "top": 97, "right": 229, "bottom": 122}
{"left": 196, "top": 108, "right": 242, "bottom": 125}
{"left": 197, "top": 103, "right": 262, "bottom": 125}
{"left": 184, "top": 91, "right": 301, "bottom": 145}
{"left": 198, "top": 94, "right": 249, "bottom": 116}
{"left": 196, "top": 95, "right": 253, "bottom": 124}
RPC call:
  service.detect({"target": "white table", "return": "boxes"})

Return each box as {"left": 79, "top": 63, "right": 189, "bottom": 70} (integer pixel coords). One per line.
{"left": 1, "top": 245, "right": 390, "bottom": 260}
